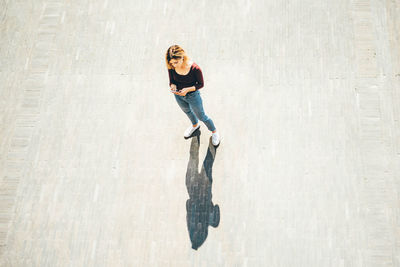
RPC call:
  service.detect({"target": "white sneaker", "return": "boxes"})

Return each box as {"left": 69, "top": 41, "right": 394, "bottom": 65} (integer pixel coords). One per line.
{"left": 212, "top": 131, "right": 220, "bottom": 146}
{"left": 184, "top": 124, "right": 200, "bottom": 139}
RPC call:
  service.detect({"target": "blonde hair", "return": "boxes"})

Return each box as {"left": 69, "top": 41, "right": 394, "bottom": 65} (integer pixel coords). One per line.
{"left": 165, "top": 45, "right": 191, "bottom": 70}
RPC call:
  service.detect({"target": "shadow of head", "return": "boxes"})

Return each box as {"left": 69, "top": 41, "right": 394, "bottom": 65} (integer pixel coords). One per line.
{"left": 185, "top": 130, "right": 220, "bottom": 250}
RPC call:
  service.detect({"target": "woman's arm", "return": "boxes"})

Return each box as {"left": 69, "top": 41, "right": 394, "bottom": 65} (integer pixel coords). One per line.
{"left": 183, "top": 86, "right": 196, "bottom": 92}
{"left": 193, "top": 67, "right": 204, "bottom": 90}
{"left": 168, "top": 69, "right": 177, "bottom": 88}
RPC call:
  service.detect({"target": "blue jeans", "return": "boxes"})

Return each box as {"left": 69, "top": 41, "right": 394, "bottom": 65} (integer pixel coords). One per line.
{"left": 174, "top": 90, "right": 216, "bottom": 132}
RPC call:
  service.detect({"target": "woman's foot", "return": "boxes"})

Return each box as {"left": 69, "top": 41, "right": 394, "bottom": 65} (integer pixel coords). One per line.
{"left": 184, "top": 124, "right": 200, "bottom": 139}
{"left": 212, "top": 131, "right": 220, "bottom": 146}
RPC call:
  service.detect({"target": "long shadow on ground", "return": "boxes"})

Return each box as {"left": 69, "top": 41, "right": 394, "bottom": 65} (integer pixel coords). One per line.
{"left": 185, "top": 129, "right": 220, "bottom": 250}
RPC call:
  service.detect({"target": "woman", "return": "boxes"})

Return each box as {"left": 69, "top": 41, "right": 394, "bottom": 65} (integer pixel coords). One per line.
{"left": 166, "top": 45, "right": 220, "bottom": 146}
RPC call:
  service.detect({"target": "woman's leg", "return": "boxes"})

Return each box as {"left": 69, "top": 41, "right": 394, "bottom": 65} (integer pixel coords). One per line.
{"left": 186, "top": 91, "right": 216, "bottom": 132}
{"left": 174, "top": 94, "right": 199, "bottom": 126}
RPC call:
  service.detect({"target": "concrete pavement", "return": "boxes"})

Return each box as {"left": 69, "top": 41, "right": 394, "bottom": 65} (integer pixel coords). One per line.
{"left": 1, "top": 0, "right": 400, "bottom": 266}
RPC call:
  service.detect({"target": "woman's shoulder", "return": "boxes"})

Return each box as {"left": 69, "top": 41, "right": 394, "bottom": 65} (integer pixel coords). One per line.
{"left": 191, "top": 61, "right": 201, "bottom": 70}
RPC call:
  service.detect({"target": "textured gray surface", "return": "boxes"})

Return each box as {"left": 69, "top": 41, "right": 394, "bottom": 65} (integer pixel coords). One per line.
{"left": 1, "top": 0, "right": 400, "bottom": 266}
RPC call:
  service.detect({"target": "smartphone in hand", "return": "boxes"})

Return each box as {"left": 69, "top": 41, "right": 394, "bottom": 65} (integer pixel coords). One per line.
{"left": 170, "top": 85, "right": 179, "bottom": 93}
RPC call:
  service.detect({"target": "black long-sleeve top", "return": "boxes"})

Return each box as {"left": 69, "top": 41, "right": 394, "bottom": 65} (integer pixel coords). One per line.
{"left": 168, "top": 62, "right": 204, "bottom": 91}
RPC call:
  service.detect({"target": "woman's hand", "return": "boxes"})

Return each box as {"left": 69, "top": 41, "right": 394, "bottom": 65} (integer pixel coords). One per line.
{"left": 170, "top": 84, "right": 180, "bottom": 94}
{"left": 170, "top": 85, "right": 190, "bottom": 96}
{"left": 174, "top": 88, "right": 190, "bottom": 96}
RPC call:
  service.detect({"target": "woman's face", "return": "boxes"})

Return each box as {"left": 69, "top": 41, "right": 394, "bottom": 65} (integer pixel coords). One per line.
{"left": 170, "top": 57, "right": 183, "bottom": 68}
